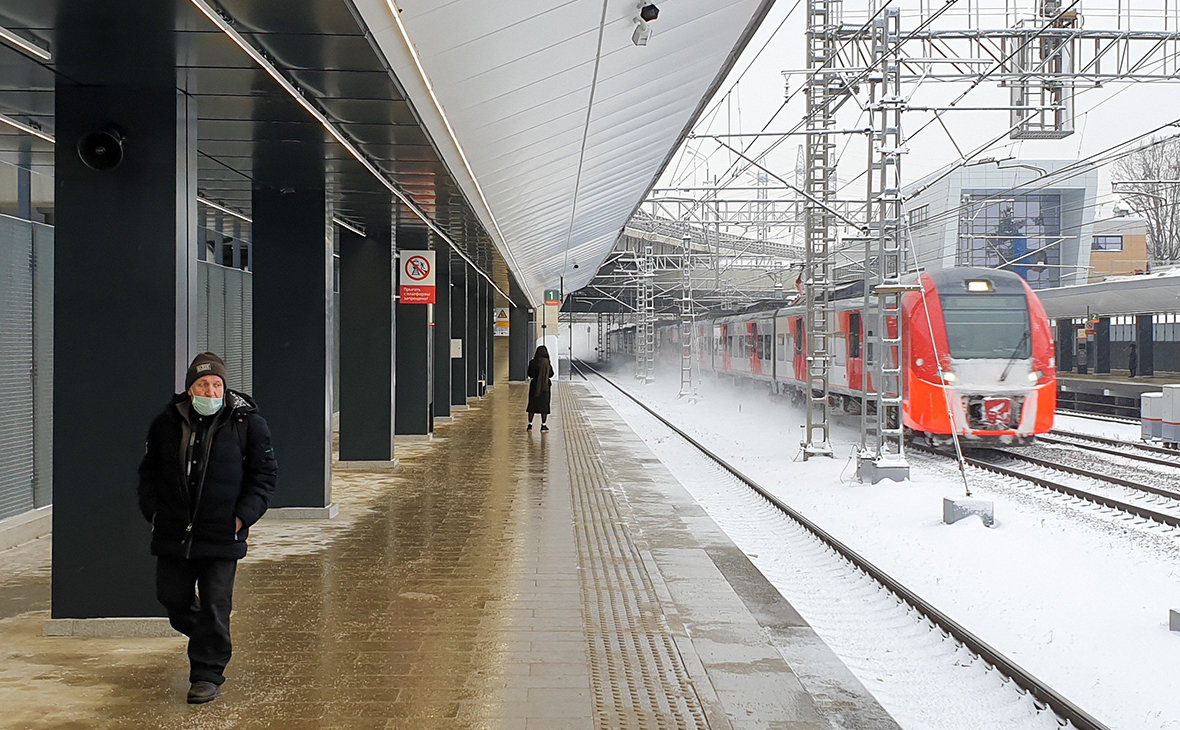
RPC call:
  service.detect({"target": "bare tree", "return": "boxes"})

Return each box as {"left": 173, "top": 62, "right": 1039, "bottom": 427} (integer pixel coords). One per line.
{"left": 1112, "top": 137, "right": 1180, "bottom": 263}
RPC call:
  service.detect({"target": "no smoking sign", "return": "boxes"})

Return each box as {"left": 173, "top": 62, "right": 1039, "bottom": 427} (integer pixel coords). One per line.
{"left": 400, "top": 250, "right": 436, "bottom": 304}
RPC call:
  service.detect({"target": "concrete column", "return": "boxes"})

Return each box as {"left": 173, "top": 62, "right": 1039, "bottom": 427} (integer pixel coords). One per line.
{"left": 252, "top": 144, "right": 333, "bottom": 513}
{"left": 1057, "top": 318, "right": 1074, "bottom": 374}
{"left": 450, "top": 262, "right": 469, "bottom": 408}
{"left": 51, "top": 10, "right": 199, "bottom": 618}
{"left": 1096, "top": 317, "right": 1111, "bottom": 374}
{"left": 1137, "top": 314, "right": 1155, "bottom": 377}
{"left": 433, "top": 245, "right": 452, "bottom": 420}
{"left": 395, "top": 226, "right": 434, "bottom": 436}
{"left": 338, "top": 223, "right": 395, "bottom": 461}
{"left": 509, "top": 305, "right": 530, "bottom": 382}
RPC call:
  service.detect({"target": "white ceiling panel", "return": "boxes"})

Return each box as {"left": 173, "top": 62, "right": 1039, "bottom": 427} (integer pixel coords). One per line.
{"left": 352, "top": 0, "right": 773, "bottom": 303}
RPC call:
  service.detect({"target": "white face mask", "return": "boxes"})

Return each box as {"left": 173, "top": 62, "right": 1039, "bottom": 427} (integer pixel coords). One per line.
{"left": 191, "top": 395, "right": 223, "bottom": 416}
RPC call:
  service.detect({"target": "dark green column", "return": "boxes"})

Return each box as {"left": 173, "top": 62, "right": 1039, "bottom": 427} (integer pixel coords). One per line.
{"left": 450, "top": 262, "right": 469, "bottom": 408}
{"left": 433, "top": 245, "right": 451, "bottom": 419}
{"left": 252, "top": 144, "right": 333, "bottom": 512}
{"left": 339, "top": 222, "right": 395, "bottom": 461}
{"left": 395, "top": 227, "right": 434, "bottom": 435}
{"left": 1096, "top": 317, "right": 1111, "bottom": 374}
{"left": 466, "top": 269, "right": 479, "bottom": 398}
{"left": 1137, "top": 314, "right": 1154, "bottom": 377}
{"left": 51, "top": 18, "right": 198, "bottom": 619}
{"left": 509, "top": 305, "right": 530, "bottom": 382}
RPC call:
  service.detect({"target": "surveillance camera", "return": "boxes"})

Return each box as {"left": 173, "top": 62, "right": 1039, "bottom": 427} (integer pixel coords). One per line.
{"left": 77, "top": 127, "right": 125, "bottom": 171}
{"left": 632, "top": 19, "right": 652, "bottom": 46}
{"left": 640, "top": 3, "right": 659, "bottom": 21}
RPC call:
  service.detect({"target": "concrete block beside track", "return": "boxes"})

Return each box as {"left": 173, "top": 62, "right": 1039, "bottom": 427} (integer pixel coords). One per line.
{"left": 943, "top": 497, "right": 995, "bottom": 528}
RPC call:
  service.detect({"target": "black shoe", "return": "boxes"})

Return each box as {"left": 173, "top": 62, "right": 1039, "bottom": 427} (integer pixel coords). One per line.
{"left": 187, "top": 681, "right": 220, "bottom": 704}
{"left": 540, "top": 425, "right": 550, "bottom": 432}
{"left": 527, "top": 423, "right": 533, "bottom": 431}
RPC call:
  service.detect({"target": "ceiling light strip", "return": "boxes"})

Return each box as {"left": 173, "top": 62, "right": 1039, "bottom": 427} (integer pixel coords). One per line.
{"left": 188, "top": 0, "right": 514, "bottom": 306}
{"left": 332, "top": 216, "right": 366, "bottom": 237}
{"left": 198, "top": 196, "right": 253, "bottom": 224}
{"left": 0, "top": 25, "right": 50, "bottom": 61}
{"left": 0, "top": 112, "right": 54, "bottom": 143}
{"left": 383, "top": 1, "right": 531, "bottom": 302}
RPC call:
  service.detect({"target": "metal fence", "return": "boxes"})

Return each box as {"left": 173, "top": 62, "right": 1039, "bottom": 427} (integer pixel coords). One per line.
{"left": 0, "top": 224, "right": 254, "bottom": 524}
{"left": 0, "top": 216, "right": 52, "bottom": 522}
{"left": 196, "top": 262, "right": 253, "bottom": 394}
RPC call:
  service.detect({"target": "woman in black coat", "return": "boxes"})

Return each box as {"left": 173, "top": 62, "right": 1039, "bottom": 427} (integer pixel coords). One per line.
{"left": 527, "top": 345, "right": 555, "bottom": 431}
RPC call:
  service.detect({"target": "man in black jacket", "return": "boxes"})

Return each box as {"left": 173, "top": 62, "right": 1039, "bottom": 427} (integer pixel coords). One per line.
{"left": 137, "top": 352, "right": 278, "bottom": 704}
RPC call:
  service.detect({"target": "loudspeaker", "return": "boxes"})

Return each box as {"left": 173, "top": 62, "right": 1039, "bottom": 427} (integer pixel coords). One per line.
{"left": 77, "top": 128, "right": 125, "bottom": 171}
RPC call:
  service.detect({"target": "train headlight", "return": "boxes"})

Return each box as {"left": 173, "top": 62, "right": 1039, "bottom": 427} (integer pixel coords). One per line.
{"left": 1029, "top": 370, "right": 1043, "bottom": 382}
{"left": 941, "top": 371, "right": 957, "bottom": 383}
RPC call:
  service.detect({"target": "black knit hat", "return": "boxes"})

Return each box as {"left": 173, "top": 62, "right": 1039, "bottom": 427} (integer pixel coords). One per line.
{"left": 185, "top": 352, "right": 228, "bottom": 391}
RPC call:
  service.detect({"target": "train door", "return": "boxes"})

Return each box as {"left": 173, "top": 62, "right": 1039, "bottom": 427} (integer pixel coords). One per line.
{"left": 719, "top": 322, "right": 731, "bottom": 371}
{"left": 748, "top": 321, "right": 762, "bottom": 376}
{"left": 793, "top": 317, "right": 807, "bottom": 381}
{"left": 847, "top": 310, "right": 864, "bottom": 391}
{"left": 831, "top": 312, "right": 848, "bottom": 390}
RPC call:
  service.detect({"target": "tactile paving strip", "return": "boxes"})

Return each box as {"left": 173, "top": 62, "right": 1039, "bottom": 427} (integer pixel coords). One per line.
{"left": 559, "top": 386, "right": 711, "bottom": 730}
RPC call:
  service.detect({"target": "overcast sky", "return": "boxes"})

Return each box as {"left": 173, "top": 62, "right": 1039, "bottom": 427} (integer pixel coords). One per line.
{"left": 657, "top": 0, "right": 1180, "bottom": 219}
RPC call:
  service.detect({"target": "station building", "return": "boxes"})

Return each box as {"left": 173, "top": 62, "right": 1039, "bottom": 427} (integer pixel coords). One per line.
{"left": 904, "top": 160, "right": 1101, "bottom": 289}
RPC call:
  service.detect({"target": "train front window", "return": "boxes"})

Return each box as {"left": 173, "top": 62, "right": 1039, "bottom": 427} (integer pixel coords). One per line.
{"left": 939, "top": 294, "right": 1031, "bottom": 359}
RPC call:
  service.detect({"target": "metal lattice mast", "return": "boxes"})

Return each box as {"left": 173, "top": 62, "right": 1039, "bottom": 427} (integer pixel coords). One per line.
{"left": 802, "top": 0, "right": 839, "bottom": 459}
{"left": 635, "top": 255, "right": 646, "bottom": 379}
{"left": 678, "top": 234, "right": 697, "bottom": 399}
{"left": 642, "top": 244, "right": 656, "bottom": 383}
{"left": 859, "top": 7, "right": 914, "bottom": 482}
{"left": 596, "top": 312, "right": 604, "bottom": 363}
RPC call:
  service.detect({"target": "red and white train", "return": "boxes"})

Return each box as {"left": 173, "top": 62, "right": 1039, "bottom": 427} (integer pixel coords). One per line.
{"left": 646, "top": 267, "right": 1056, "bottom": 445}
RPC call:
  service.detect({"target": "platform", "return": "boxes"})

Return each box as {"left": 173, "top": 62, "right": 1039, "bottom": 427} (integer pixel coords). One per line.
{"left": 0, "top": 382, "right": 896, "bottom": 730}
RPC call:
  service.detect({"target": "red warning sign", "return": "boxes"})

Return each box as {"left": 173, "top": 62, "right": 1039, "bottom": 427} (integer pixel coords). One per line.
{"left": 400, "top": 251, "right": 436, "bottom": 304}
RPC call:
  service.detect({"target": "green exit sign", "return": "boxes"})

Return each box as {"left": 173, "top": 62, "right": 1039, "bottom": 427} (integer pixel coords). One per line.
{"left": 544, "top": 289, "right": 562, "bottom": 305}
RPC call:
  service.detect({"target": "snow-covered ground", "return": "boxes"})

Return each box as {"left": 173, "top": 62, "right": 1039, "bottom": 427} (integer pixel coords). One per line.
{"left": 589, "top": 365, "right": 1180, "bottom": 730}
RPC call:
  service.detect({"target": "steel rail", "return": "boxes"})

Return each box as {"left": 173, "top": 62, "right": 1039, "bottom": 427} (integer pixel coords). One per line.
{"left": 573, "top": 360, "right": 1111, "bottom": 730}
{"left": 1055, "top": 408, "right": 1139, "bottom": 425}
{"left": 1041, "top": 432, "right": 1180, "bottom": 467}
{"left": 911, "top": 445, "right": 1180, "bottom": 528}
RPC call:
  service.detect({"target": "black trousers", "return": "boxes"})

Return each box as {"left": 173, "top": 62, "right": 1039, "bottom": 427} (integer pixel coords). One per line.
{"left": 156, "top": 556, "right": 237, "bottom": 685}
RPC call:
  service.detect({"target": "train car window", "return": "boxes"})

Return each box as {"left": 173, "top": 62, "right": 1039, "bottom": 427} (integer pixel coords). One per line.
{"left": 763, "top": 334, "right": 772, "bottom": 360}
{"left": 727, "top": 335, "right": 733, "bottom": 354}
{"left": 940, "top": 294, "right": 1031, "bottom": 359}
{"left": 794, "top": 319, "right": 804, "bottom": 354}
{"left": 754, "top": 334, "right": 762, "bottom": 360}
{"left": 849, "top": 312, "right": 862, "bottom": 358}
{"left": 777, "top": 334, "right": 786, "bottom": 361}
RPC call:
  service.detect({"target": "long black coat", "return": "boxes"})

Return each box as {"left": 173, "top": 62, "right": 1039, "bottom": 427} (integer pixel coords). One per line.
{"left": 527, "top": 358, "right": 554, "bottom": 414}
{"left": 137, "top": 390, "right": 278, "bottom": 560}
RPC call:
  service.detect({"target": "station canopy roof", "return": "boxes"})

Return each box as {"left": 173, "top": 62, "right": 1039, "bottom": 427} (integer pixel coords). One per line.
{"left": 1037, "top": 270, "right": 1180, "bottom": 319}
{"left": 0, "top": 0, "right": 773, "bottom": 307}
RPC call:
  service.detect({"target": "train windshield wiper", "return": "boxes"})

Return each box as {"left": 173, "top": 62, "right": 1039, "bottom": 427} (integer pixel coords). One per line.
{"left": 999, "top": 330, "right": 1030, "bottom": 382}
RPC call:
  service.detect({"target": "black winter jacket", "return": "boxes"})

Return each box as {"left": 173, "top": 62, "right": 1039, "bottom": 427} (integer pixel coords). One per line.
{"left": 137, "top": 390, "right": 278, "bottom": 560}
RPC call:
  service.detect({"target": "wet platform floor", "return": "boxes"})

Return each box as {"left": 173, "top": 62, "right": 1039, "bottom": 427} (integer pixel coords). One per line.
{"left": 0, "top": 380, "right": 897, "bottom": 730}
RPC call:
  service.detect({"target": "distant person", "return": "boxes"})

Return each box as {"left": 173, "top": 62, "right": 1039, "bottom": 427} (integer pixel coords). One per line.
{"left": 137, "top": 353, "right": 278, "bottom": 704}
{"left": 527, "top": 345, "right": 555, "bottom": 432}
{"left": 1129, "top": 343, "right": 1138, "bottom": 378}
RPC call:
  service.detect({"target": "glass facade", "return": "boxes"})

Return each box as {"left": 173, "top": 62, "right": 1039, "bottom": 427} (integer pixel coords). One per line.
{"left": 958, "top": 194, "right": 1062, "bottom": 289}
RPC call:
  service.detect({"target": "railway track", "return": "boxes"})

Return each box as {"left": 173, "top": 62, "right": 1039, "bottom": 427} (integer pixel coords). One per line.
{"left": 1054, "top": 408, "right": 1138, "bottom": 425}
{"left": 1045, "top": 429, "right": 1180, "bottom": 465}
{"left": 575, "top": 360, "right": 1111, "bottom": 730}
{"left": 910, "top": 440, "right": 1180, "bottom": 529}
